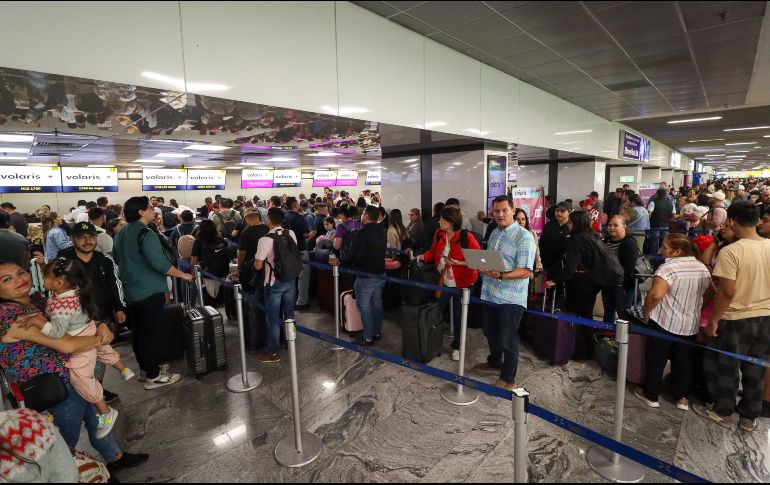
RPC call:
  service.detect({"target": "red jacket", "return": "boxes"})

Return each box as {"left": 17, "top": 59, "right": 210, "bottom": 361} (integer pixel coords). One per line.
{"left": 423, "top": 229, "right": 480, "bottom": 289}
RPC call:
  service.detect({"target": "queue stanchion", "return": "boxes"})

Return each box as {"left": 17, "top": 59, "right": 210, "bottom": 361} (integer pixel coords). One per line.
{"left": 440, "top": 288, "right": 479, "bottom": 406}
{"left": 444, "top": 296, "right": 455, "bottom": 339}
{"left": 275, "top": 319, "right": 323, "bottom": 467}
{"left": 226, "top": 284, "right": 262, "bottom": 393}
{"left": 586, "top": 319, "right": 645, "bottom": 483}
{"left": 512, "top": 388, "right": 530, "bottom": 484}
{"left": 195, "top": 264, "right": 205, "bottom": 307}
{"left": 323, "top": 263, "right": 343, "bottom": 351}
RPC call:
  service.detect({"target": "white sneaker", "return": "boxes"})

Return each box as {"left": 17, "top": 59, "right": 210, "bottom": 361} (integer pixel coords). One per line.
{"left": 144, "top": 372, "right": 181, "bottom": 390}
{"left": 451, "top": 350, "right": 460, "bottom": 361}
{"left": 676, "top": 398, "right": 690, "bottom": 411}
{"left": 138, "top": 364, "right": 170, "bottom": 383}
{"left": 95, "top": 408, "right": 118, "bottom": 439}
{"left": 634, "top": 387, "right": 660, "bottom": 408}
{"left": 120, "top": 368, "right": 136, "bottom": 381}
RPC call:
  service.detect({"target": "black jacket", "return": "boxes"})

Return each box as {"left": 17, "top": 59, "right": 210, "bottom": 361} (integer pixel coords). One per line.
{"left": 555, "top": 231, "right": 596, "bottom": 283}
{"left": 604, "top": 235, "right": 640, "bottom": 290}
{"left": 539, "top": 220, "right": 570, "bottom": 280}
{"left": 57, "top": 246, "right": 126, "bottom": 321}
{"left": 350, "top": 222, "right": 386, "bottom": 275}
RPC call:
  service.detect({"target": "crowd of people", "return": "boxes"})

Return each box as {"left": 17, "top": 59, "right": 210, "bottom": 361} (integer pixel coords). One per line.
{"left": 0, "top": 176, "right": 767, "bottom": 479}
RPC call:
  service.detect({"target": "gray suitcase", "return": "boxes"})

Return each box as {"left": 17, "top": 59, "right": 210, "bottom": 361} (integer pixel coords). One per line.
{"left": 184, "top": 305, "right": 228, "bottom": 379}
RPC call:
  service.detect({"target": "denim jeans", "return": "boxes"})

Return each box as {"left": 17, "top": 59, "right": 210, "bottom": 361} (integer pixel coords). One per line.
{"left": 438, "top": 290, "right": 463, "bottom": 350}
{"left": 49, "top": 383, "right": 122, "bottom": 462}
{"left": 647, "top": 228, "right": 669, "bottom": 255}
{"left": 264, "top": 279, "right": 296, "bottom": 354}
{"left": 602, "top": 286, "right": 635, "bottom": 323}
{"left": 296, "top": 251, "right": 311, "bottom": 306}
{"left": 482, "top": 303, "right": 525, "bottom": 384}
{"left": 354, "top": 276, "right": 385, "bottom": 341}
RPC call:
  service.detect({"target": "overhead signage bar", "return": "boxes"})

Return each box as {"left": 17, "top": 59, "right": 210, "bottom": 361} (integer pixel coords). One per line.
{"left": 366, "top": 171, "right": 381, "bottom": 186}
{"left": 336, "top": 170, "right": 358, "bottom": 187}
{"left": 0, "top": 165, "right": 62, "bottom": 193}
{"left": 619, "top": 130, "right": 651, "bottom": 162}
{"left": 273, "top": 169, "right": 302, "bottom": 188}
{"left": 61, "top": 167, "right": 118, "bottom": 192}
{"left": 186, "top": 169, "right": 226, "bottom": 190}
{"left": 241, "top": 169, "right": 274, "bottom": 189}
{"left": 141, "top": 168, "right": 187, "bottom": 191}
{"left": 313, "top": 170, "right": 337, "bottom": 187}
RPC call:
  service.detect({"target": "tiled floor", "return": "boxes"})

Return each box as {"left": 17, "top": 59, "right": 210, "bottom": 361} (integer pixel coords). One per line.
{"left": 80, "top": 302, "right": 770, "bottom": 483}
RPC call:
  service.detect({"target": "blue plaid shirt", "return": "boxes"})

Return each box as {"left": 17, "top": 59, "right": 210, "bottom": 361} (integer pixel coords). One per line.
{"left": 480, "top": 223, "right": 536, "bottom": 306}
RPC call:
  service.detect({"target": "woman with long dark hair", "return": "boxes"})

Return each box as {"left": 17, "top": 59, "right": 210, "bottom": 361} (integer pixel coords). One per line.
{"left": 191, "top": 219, "right": 231, "bottom": 305}
{"left": 387, "top": 209, "right": 407, "bottom": 250}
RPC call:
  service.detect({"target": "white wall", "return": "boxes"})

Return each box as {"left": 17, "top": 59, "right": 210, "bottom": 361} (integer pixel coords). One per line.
{"left": 0, "top": 1, "right": 692, "bottom": 169}
{"left": 0, "top": 172, "right": 377, "bottom": 214}
{"left": 608, "top": 165, "right": 643, "bottom": 193}
{"left": 557, "top": 161, "right": 605, "bottom": 204}
{"left": 381, "top": 156, "right": 422, "bottom": 220}
{"left": 431, "top": 151, "right": 487, "bottom": 234}
{"left": 515, "top": 164, "right": 550, "bottom": 195}
{"left": 641, "top": 168, "right": 663, "bottom": 184}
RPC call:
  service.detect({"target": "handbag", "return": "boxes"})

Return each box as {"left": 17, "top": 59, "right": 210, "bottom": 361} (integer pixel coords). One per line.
{"left": 18, "top": 373, "right": 69, "bottom": 412}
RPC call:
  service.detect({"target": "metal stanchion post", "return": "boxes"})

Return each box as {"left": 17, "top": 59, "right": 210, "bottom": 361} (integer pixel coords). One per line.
{"left": 275, "top": 319, "right": 323, "bottom": 467}
{"left": 445, "top": 296, "right": 455, "bottom": 338}
{"left": 512, "top": 388, "right": 530, "bottom": 484}
{"left": 440, "top": 288, "right": 479, "bottom": 406}
{"left": 324, "top": 265, "right": 343, "bottom": 351}
{"left": 195, "top": 264, "right": 205, "bottom": 307}
{"left": 227, "top": 284, "right": 262, "bottom": 393}
{"left": 586, "top": 319, "right": 645, "bottom": 483}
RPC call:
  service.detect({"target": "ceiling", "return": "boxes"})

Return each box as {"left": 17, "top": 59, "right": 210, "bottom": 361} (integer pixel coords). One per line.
{"left": 353, "top": 1, "right": 770, "bottom": 121}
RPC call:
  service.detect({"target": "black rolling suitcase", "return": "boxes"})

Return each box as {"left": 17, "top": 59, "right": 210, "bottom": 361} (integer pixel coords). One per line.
{"left": 401, "top": 301, "right": 443, "bottom": 363}
{"left": 184, "top": 305, "right": 228, "bottom": 379}
{"left": 159, "top": 302, "right": 186, "bottom": 364}
{"left": 401, "top": 260, "right": 439, "bottom": 306}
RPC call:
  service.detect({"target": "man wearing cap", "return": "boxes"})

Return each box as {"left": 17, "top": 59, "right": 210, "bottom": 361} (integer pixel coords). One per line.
{"left": 706, "top": 191, "right": 728, "bottom": 232}
{"left": 581, "top": 198, "right": 600, "bottom": 232}
{"left": 0, "top": 202, "right": 28, "bottom": 238}
{"left": 733, "top": 185, "right": 749, "bottom": 203}
{"left": 539, "top": 202, "right": 572, "bottom": 282}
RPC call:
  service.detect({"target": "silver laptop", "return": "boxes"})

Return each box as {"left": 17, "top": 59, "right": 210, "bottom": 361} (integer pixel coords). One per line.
{"left": 461, "top": 249, "right": 509, "bottom": 272}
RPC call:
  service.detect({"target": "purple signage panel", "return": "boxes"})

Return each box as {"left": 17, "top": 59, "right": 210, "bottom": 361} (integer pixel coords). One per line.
{"left": 336, "top": 170, "right": 358, "bottom": 187}
{"left": 241, "top": 169, "right": 274, "bottom": 189}
{"left": 486, "top": 155, "right": 507, "bottom": 213}
{"left": 619, "top": 130, "right": 651, "bottom": 162}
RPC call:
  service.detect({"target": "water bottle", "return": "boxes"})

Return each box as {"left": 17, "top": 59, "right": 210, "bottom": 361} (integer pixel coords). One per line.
{"left": 328, "top": 250, "right": 338, "bottom": 266}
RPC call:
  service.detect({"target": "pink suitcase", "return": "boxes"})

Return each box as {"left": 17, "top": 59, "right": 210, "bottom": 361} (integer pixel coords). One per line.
{"left": 340, "top": 290, "right": 363, "bottom": 333}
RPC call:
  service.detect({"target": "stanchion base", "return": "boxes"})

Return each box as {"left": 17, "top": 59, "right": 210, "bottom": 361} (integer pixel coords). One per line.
{"left": 275, "top": 430, "right": 323, "bottom": 467}
{"left": 440, "top": 384, "right": 480, "bottom": 406}
{"left": 226, "top": 372, "right": 263, "bottom": 393}
{"left": 323, "top": 341, "right": 344, "bottom": 351}
{"left": 586, "top": 446, "right": 645, "bottom": 483}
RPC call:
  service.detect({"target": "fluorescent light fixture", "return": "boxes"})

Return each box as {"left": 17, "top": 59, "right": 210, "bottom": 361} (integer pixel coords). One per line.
{"left": 730, "top": 150, "right": 751, "bottom": 153}
{"left": 667, "top": 116, "right": 722, "bottom": 124}
{"left": 319, "top": 106, "right": 370, "bottom": 116}
{"left": 725, "top": 142, "right": 757, "bottom": 146}
{"left": 688, "top": 139, "right": 724, "bottom": 143}
{"left": 723, "top": 126, "right": 770, "bottom": 132}
{"left": 0, "top": 134, "right": 34, "bottom": 143}
{"left": 309, "top": 152, "right": 339, "bottom": 157}
{"left": 425, "top": 121, "right": 448, "bottom": 129}
{"left": 132, "top": 159, "right": 162, "bottom": 164}
{"left": 464, "top": 129, "right": 490, "bottom": 136}
{"left": 155, "top": 152, "right": 193, "bottom": 158}
{"left": 554, "top": 130, "right": 593, "bottom": 135}
{"left": 87, "top": 165, "right": 115, "bottom": 168}
{"left": 726, "top": 156, "right": 746, "bottom": 158}
{"left": 402, "top": 158, "right": 419, "bottom": 163}
{"left": 0, "top": 156, "right": 27, "bottom": 160}
{"left": 452, "top": 162, "right": 463, "bottom": 166}
{"left": 183, "top": 144, "right": 230, "bottom": 151}
{"left": 357, "top": 161, "right": 379, "bottom": 165}
{"left": 141, "top": 71, "right": 229, "bottom": 92}
{"left": 704, "top": 154, "right": 725, "bottom": 157}
{"left": 266, "top": 158, "right": 296, "bottom": 162}
{"left": 187, "top": 165, "right": 212, "bottom": 169}
{"left": 0, "top": 147, "right": 30, "bottom": 153}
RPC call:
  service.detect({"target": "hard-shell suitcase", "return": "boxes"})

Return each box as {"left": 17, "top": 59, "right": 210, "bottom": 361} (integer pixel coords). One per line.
{"left": 401, "top": 301, "right": 443, "bottom": 363}
{"left": 340, "top": 290, "right": 363, "bottom": 333}
{"left": 533, "top": 287, "right": 576, "bottom": 365}
{"left": 401, "top": 261, "right": 439, "bottom": 306}
{"left": 184, "top": 305, "right": 228, "bottom": 379}
{"left": 316, "top": 268, "right": 335, "bottom": 314}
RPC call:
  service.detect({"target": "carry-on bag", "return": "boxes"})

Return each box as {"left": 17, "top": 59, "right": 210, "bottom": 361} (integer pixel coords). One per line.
{"left": 340, "top": 290, "right": 363, "bottom": 333}
{"left": 401, "top": 301, "right": 443, "bottom": 363}
{"left": 401, "top": 260, "right": 439, "bottom": 306}
{"left": 533, "top": 286, "right": 576, "bottom": 365}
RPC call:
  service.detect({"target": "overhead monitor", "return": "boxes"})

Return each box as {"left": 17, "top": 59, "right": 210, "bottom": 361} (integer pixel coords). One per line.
{"left": 366, "top": 171, "right": 381, "bottom": 186}
{"left": 0, "top": 165, "right": 62, "bottom": 193}
{"left": 186, "top": 169, "right": 226, "bottom": 190}
{"left": 141, "top": 168, "right": 187, "bottom": 191}
{"left": 619, "top": 130, "right": 651, "bottom": 162}
{"left": 313, "top": 170, "right": 337, "bottom": 187}
{"left": 336, "top": 170, "right": 358, "bottom": 187}
{"left": 273, "top": 169, "right": 301, "bottom": 188}
{"left": 241, "top": 169, "right": 274, "bottom": 189}
{"left": 486, "top": 155, "right": 507, "bottom": 212}
{"left": 670, "top": 151, "right": 682, "bottom": 169}
{"left": 60, "top": 167, "right": 119, "bottom": 192}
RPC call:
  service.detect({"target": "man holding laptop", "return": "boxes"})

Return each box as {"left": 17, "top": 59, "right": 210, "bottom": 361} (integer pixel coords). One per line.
{"left": 452, "top": 195, "right": 536, "bottom": 391}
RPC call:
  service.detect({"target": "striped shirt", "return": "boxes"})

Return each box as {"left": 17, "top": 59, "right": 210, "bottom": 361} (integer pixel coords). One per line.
{"left": 481, "top": 223, "right": 536, "bottom": 306}
{"left": 650, "top": 256, "right": 712, "bottom": 336}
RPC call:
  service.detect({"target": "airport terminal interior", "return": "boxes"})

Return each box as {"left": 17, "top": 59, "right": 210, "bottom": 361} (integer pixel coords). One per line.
{"left": 0, "top": 1, "right": 769, "bottom": 483}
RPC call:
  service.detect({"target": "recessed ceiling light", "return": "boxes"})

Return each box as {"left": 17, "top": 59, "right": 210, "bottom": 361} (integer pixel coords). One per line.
{"left": 0, "top": 156, "right": 27, "bottom": 160}
{"left": 725, "top": 142, "right": 757, "bottom": 146}
{"left": 0, "top": 147, "right": 30, "bottom": 154}
{"left": 183, "top": 144, "right": 230, "bottom": 151}
{"left": 0, "top": 134, "right": 34, "bottom": 143}
{"left": 726, "top": 156, "right": 746, "bottom": 159}
{"left": 401, "top": 158, "right": 419, "bottom": 163}
{"left": 667, "top": 116, "right": 722, "bottom": 124}
{"left": 154, "top": 152, "right": 193, "bottom": 158}
{"left": 723, "top": 126, "right": 770, "bottom": 132}
{"left": 688, "top": 139, "right": 725, "bottom": 143}
{"left": 141, "top": 71, "right": 230, "bottom": 92}
{"left": 554, "top": 130, "right": 593, "bottom": 135}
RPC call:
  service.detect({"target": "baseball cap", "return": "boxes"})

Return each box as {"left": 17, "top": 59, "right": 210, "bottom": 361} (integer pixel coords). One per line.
{"left": 707, "top": 191, "right": 726, "bottom": 201}
{"left": 733, "top": 185, "right": 745, "bottom": 191}
{"left": 555, "top": 202, "right": 572, "bottom": 212}
{"left": 581, "top": 198, "right": 595, "bottom": 207}
{"left": 0, "top": 203, "right": 15, "bottom": 210}
{"left": 71, "top": 222, "right": 98, "bottom": 236}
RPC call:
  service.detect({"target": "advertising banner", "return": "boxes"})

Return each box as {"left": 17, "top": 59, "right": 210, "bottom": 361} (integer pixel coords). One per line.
{"left": 142, "top": 168, "right": 187, "bottom": 191}
{"left": 273, "top": 169, "right": 301, "bottom": 188}
{"left": 511, "top": 186, "right": 545, "bottom": 236}
{"left": 61, "top": 167, "right": 118, "bottom": 193}
{"left": 185, "top": 169, "right": 226, "bottom": 190}
{"left": 365, "top": 171, "right": 381, "bottom": 186}
{"left": 336, "top": 170, "right": 358, "bottom": 187}
{"left": 241, "top": 169, "right": 274, "bottom": 189}
{"left": 638, "top": 184, "right": 658, "bottom": 206}
{"left": 0, "top": 165, "right": 62, "bottom": 193}
{"left": 486, "top": 155, "right": 507, "bottom": 213}
{"left": 619, "top": 130, "right": 651, "bottom": 162}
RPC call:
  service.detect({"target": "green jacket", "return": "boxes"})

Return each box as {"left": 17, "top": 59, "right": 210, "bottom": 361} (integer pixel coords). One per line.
{"left": 113, "top": 221, "right": 172, "bottom": 303}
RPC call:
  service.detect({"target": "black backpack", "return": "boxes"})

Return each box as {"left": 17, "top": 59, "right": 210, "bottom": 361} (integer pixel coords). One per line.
{"left": 340, "top": 225, "right": 361, "bottom": 264}
{"left": 160, "top": 206, "right": 178, "bottom": 229}
{"left": 588, "top": 239, "right": 624, "bottom": 287}
{"left": 215, "top": 211, "right": 240, "bottom": 239}
{"left": 267, "top": 228, "right": 302, "bottom": 282}
{"left": 200, "top": 239, "right": 231, "bottom": 277}
{"left": 137, "top": 228, "right": 177, "bottom": 267}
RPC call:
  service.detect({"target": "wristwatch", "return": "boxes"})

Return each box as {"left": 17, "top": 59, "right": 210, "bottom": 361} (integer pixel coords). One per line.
{"left": 497, "top": 271, "right": 504, "bottom": 280}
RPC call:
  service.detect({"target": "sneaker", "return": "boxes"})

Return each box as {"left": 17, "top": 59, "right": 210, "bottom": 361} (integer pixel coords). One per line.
{"left": 121, "top": 368, "right": 136, "bottom": 382}
{"left": 451, "top": 350, "right": 460, "bottom": 361}
{"left": 256, "top": 353, "right": 281, "bottom": 363}
{"left": 676, "top": 398, "right": 690, "bottom": 411}
{"left": 472, "top": 363, "right": 500, "bottom": 375}
{"left": 107, "top": 452, "right": 149, "bottom": 473}
{"left": 354, "top": 337, "right": 375, "bottom": 347}
{"left": 143, "top": 372, "right": 181, "bottom": 391}
{"left": 373, "top": 334, "right": 382, "bottom": 342}
{"left": 103, "top": 389, "right": 119, "bottom": 405}
{"left": 138, "top": 364, "right": 170, "bottom": 383}
{"left": 692, "top": 403, "right": 734, "bottom": 430}
{"left": 633, "top": 387, "right": 660, "bottom": 408}
{"left": 739, "top": 417, "right": 759, "bottom": 432}
{"left": 95, "top": 408, "right": 119, "bottom": 439}
{"left": 493, "top": 379, "right": 516, "bottom": 391}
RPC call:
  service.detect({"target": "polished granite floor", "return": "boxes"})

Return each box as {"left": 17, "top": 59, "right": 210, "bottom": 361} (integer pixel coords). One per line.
{"left": 79, "top": 301, "right": 770, "bottom": 483}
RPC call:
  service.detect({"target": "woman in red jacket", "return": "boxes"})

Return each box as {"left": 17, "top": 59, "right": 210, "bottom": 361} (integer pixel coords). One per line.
{"left": 416, "top": 206, "right": 480, "bottom": 361}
